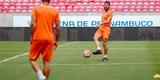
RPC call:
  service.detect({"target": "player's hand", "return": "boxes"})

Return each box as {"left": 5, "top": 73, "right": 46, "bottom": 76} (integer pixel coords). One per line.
{"left": 53, "top": 42, "right": 58, "bottom": 51}
{"left": 96, "top": 25, "right": 99, "bottom": 29}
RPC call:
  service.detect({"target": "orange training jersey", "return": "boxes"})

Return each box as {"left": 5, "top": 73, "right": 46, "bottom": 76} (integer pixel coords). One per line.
{"left": 100, "top": 9, "right": 112, "bottom": 29}
{"left": 31, "top": 5, "right": 60, "bottom": 41}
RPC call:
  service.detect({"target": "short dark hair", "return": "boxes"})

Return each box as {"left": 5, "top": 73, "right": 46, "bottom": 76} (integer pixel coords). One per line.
{"left": 104, "top": 1, "right": 110, "bottom": 6}
{"left": 42, "top": 0, "right": 50, "bottom": 3}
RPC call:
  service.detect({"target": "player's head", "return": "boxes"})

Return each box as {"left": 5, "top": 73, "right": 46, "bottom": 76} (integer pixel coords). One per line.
{"left": 104, "top": 1, "right": 110, "bottom": 11}
{"left": 42, "top": 0, "right": 50, "bottom": 3}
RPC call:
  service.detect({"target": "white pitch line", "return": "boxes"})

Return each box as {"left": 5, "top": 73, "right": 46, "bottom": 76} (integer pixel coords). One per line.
{"left": 0, "top": 52, "right": 28, "bottom": 64}
{"left": 1, "top": 62, "right": 160, "bottom": 67}
{"left": 52, "top": 62, "right": 160, "bottom": 66}
{"left": 0, "top": 42, "right": 77, "bottom": 64}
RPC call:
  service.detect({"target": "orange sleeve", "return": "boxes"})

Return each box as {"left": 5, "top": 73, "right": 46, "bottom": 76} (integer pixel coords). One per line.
{"left": 31, "top": 8, "right": 36, "bottom": 17}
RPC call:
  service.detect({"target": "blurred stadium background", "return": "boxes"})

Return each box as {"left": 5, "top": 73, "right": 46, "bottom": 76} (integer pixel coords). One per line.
{"left": 0, "top": 0, "right": 160, "bottom": 80}
{"left": 0, "top": 0, "right": 160, "bottom": 40}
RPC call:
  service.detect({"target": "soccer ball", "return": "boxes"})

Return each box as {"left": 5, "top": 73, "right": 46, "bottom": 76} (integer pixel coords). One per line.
{"left": 83, "top": 50, "right": 91, "bottom": 58}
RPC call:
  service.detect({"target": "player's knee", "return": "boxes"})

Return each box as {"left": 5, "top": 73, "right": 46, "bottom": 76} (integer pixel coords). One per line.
{"left": 93, "top": 36, "right": 98, "bottom": 41}
{"left": 102, "top": 38, "right": 108, "bottom": 42}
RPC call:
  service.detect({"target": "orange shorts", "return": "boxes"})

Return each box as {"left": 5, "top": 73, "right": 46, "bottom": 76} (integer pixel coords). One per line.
{"left": 29, "top": 40, "right": 54, "bottom": 61}
{"left": 95, "top": 28, "right": 111, "bottom": 39}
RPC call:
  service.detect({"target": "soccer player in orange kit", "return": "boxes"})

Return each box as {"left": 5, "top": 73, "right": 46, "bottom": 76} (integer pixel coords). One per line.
{"left": 29, "top": 0, "right": 60, "bottom": 80}
{"left": 92, "top": 1, "right": 112, "bottom": 62}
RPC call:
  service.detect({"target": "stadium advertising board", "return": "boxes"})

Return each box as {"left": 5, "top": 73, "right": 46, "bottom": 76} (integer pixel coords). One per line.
{"left": 13, "top": 15, "right": 160, "bottom": 27}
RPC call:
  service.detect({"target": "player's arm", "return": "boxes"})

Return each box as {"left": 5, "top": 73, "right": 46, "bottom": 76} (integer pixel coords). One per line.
{"left": 30, "top": 8, "right": 36, "bottom": 40}
{"left": 54, "top": 13, "right": 61, "bottom": 50}
{"left": 55, "top": 20, "right": 60, "bottom": 43}
{"left": 30, "top": 15, "right": 36, "bottom": 39}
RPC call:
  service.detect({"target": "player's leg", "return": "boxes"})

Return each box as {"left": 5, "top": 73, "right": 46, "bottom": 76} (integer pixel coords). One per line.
{"left": 101, "top": 29, "right": 110, "bottom": 62}
{"left": 102, "top": 38, "right": 109, "bottom": 61}
{"left": 43, "top": 61, "right": 51, "bottom": 80}
{"left": 29, "top": 40, "right": 46, "bottom": 80}
{"left": 30, "top": 60, "right": 46, "bottom": 80}
{"left": 93, "top": 29, "right": 102, "bottom": 55}
{"left": 41, "top": 40, "right": 54, "bottom": 80}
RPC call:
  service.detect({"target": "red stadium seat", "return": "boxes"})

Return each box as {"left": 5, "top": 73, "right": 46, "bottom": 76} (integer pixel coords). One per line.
{"left": 67, "top": 5, "right": 72, "bottom": 11}
{"left": 118, "top": 2, "right": 125, "bottom": 6}
{"left": 123, "top": 5, "right": 129, "bottom": 11}
{"left": 130, "top": 8, "right": 135, "bottom": 12}
{"left": 0, "top": 2, "right": 2, "bottom": 6}
{"left": 28, "top": 2, "right": 34, "bottom": 6}
{"left": 15, "top": 2, "right": 21, "bottom": 6}
{"left": 150, "top": 2, "right": 155, "bottom": 6}
{"left": 9, "top": 9, "right": 15, "bottom": 13}
{"left": 3, "top": 9, "right": 9, "bottom": 13}
{"left": 34, "top": 2, "right": 40, "bottom": 6}
{"left": 16, "top": 0, "right": 23, "bottom": 2}
{"left": 16, "top": 6, "right": 22, "bottom": 10}
{"left": 136, "top": 8, "right": 142, "bottom": 12}
{"left": 125, "top": 2, "right": 130, "bottom": 6}
{"left": 123, "top": 8, "right": 129, "bottom": 12}
{"left": 72, "top": 7, "right": 78, "bottom": 12}
{"left": 83, "top": 2, "right": 88, "bottom": 6}
{"left": 10, "top": 0, "right": 16, "bottom": 2}
{"left": 10, "top": 2, "right": 16, "bottom": 6}
{"left": 76, "top": 2, "right": 83, "bottom": 6}
{"left": 112, "top": 2, "right": 118, "bottom": 6}
{"left": 149, "top": 5, "right": 155, "bottom": 9}
{"left": 136, "top": 5, "right": 142, "bottom": 9}
{"left": 92, "top": 8, "right": 97, "bottom": 12}
{"left": 59, "top": 9, "right": 65, "bottom": 12}
{"left": 28, "top": 9, "right": 32, "bottom": 12}
{"left": 3, "top": 6, "right": 9, "bottom": 10}
{"left": 28, "top": 0, "right": 35, "bottom": 2}
{"left": 85, "top": 6, "right": 92, "bottom": 11}
{"left": 155, "top": 2, "right": 160, "bottom": 6}
{"left": 70, "top": 0, "right": 77, "bottom": 2}
{"left": 88, "top": 2, "right": 95, "bottom": 6}
{"left": 0, "top": 0, "right": 159, "bottom": 13}
{"left": 149, "top": 9, "right": 154, "bottom": 12}
{"left": 79, "top": 7, "right": 85, "bottom": 12}
{"left": 10, "top": 6, "right": 16, "bottom": 10}
{"left": 137, "top": 2, "right": 143, "bottom": 6}
{"left": 155, "top": 5, "right": 160, "bottom": 9}
{"left": 95, "top": 2, "right": 101, "bottom": 6}
{"left": 66, "top": 9, "right": 72, "bottom": 12}
{"left": 21, "top": 9, "right": 28, "bottom": 13}
{"left": 143, "top": 2, "right": 149, "bottom": 6}
{"left": 22, "top": 6, "right": 28, "bottom": 10}
{"left": 35, "top": 0, "right": 41, "bottom": 2}
{"left": 85, "top": 8, "right": 91, "bottom": 12}
{"left": 28, "top": 6, "right": 34, "bottom": 10}
{"left": 5, "top": 0, "right": 10, "bottom": 2}
{"left": 130, "top": 2, "right": 136, "bottom": 6}
{"left": 15, "top": 9, "right": 21, "bottom": 13}
{"left": 3, "top": 2, "right": 10, "bottom": 6}
{"left": 0, "top": 0, "right": 4, "bottom": 2}
{"left": 23, "top": 0, "right": 28, "bottom": 2}
{"left": 117, "top": 5, "right": 123, "bottom": 12}
{"left": 0, "top": 6, "right": 2, "bottom": 10}
{"left": 57, "top": 2, "right": 65, "bottom": 6}
{"left": 22, "top": 2, "right": 28, "bottom": 7}
{"left": 155, "top": 8, "right": 160, "bottom": 12}
{"left": 54, "top": 6, "right": 60, "bottom": 10}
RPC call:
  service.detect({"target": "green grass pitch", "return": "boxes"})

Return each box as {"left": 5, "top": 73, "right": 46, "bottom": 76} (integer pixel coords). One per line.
{"left": 0, "top": 41, "right": 160, "bottom": 80}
